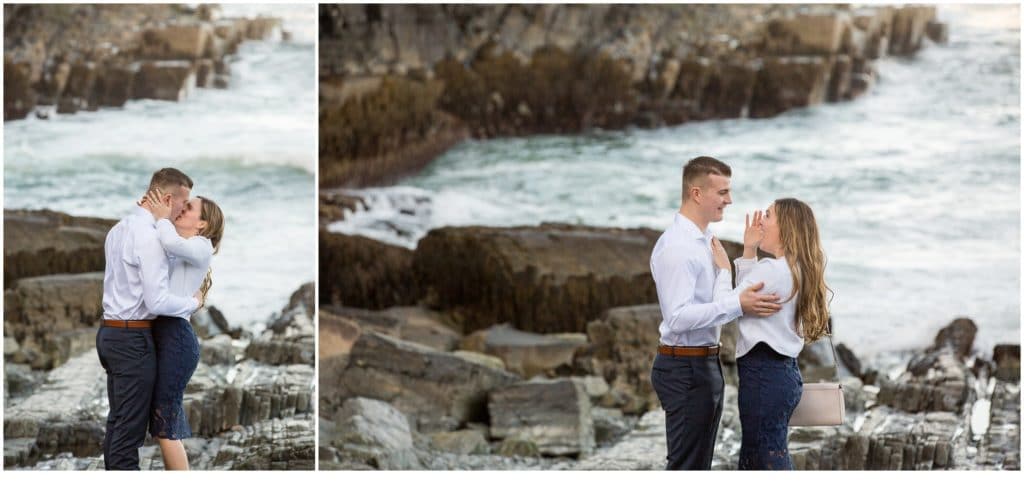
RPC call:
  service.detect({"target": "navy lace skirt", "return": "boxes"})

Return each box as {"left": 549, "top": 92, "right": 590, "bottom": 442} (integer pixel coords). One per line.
{"left": 737, "top": 342, "right": 803, "bottom": 470}
{"left": 149, "top": 316, "right": 201, "bottom": 440}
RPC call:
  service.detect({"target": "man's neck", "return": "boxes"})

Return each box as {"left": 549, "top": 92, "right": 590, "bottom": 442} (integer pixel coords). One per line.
{"left": 678, "top": 205, "right": 709, "bottom": 233}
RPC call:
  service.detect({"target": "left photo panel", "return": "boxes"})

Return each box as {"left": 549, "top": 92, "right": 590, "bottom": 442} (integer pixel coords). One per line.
{"left": 3, "top": 4, "right": 316, "bottom": 470}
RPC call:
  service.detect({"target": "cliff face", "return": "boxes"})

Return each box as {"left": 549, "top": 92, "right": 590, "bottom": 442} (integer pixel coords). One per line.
{"left": 319, "top": 4, "right": 946, "bottom": 188}
{"left": 3, "top": 4, "right": 281, "bottom": 121}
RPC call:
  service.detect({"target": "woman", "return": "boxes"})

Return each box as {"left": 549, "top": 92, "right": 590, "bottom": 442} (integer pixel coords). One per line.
{"left": 711, "top": 198, "right": 831, "bottom": 470}
{"left": 145, "top": 189, "right": 225, "bottom": 470}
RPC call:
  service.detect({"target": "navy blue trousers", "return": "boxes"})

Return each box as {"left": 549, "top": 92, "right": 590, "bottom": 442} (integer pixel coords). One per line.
{"left": 737, "top": 342, "right": 803, "bottom": 470}
{"left": 96, "top": 325, "right": 156, "bottom": 471}
{"left": 650, "top": 352, "right": 724, "bottom": 470}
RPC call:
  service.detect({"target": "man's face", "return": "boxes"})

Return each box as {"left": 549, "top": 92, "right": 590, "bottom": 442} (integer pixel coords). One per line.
{"left": 168, "top": 185, "right": 191, "bottom": 220}
{"left": 699, "top": 174, "right": 732, "bottom": 223}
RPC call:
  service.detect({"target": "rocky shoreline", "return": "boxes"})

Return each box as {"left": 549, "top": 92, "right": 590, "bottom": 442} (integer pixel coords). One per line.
{"left": 3, "top": 210, "right": 315, "bottom": 470}
{"left": 319, "top": 4, "right": 948, "bottom": 187}
{"left": 4, "top": 4, "right": 285, "bottom": 121}
{"left": 318, "top": 222, "right": 1019, "bottom": 470}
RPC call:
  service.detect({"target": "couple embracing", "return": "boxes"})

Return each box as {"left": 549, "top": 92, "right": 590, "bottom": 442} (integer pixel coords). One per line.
{"left": 650, "top": 156, "right": 831, "bottom": 470}
{"left": 96, "top": 168, "right": 224, "bottom": 470}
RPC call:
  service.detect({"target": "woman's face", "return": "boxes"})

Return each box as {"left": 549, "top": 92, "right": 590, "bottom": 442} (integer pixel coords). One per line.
{"left": 760, "top": 203, "right": 781, "bottom": 254}
{"left": 174, "top": 197, "right": 207, "bottom": 237}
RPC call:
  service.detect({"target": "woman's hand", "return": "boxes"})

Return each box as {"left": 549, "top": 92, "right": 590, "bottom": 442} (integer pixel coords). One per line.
{"left": 145, "top": 189, "right": 173, "bottom": 221}
{"left": 711, "top": 237, "right": 731, "bottom": 271}
{"left": 742, "top": 210, "right": 763, "bottom": 259}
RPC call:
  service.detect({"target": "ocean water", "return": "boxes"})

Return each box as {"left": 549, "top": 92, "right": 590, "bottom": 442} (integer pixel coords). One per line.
{"left": 330, "top": 5, "right": 1021, "bottom": 355}
{"left": 3, "top": 4, "right": 316, "bottom": 330}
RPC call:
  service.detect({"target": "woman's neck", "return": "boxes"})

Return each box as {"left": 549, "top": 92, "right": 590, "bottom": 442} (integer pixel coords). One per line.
{"left": 175, "top": 225, "right": 198, "bottom": 239}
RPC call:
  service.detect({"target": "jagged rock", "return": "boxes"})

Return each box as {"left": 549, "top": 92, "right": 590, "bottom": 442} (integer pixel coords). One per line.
{"left": 488, "top": 378, "right": 595, "bottom": 456}
{"left": 591, "top": 407, "right": 632, "bottom": 446}
{"left": 993, "top": 344, "right": 1020, "bottom": 382}
{"left": 330, "top": 397, "right": 421, "bottom": 470}
{"left": 245, "top": 17, "right": 282, "bottom": 40}
{"left": 460, "top": 323, "right": 586, "bottom": 378}
{"left": 200, "top": 334, "right": 241, "bottom": 366}
{"left": 141, "top": 23, "right": 214, "bottom": 60}
{"left": 321, "top": 331, "right": 519, "bottom": 432}
{"left": 827, "top": 54, "right": 852, "bottom": 102}
{"left": 4, "top": 362, "right": 46, "bottom": 402}
{"left": 95, "top": 65, "right": 138, "bottom": 107}
{"left": 246, "top": 282, "right": 315, "bottom": 365}
{"left": 195, "top": 59, "right": 215, "bottom": 87}
{"left": 574, "top": 304, "right": 661, "bottom": 413}
{"left": 836, "top": 342, "right": 863, "bottom": 378}
{"left": 429, "top": 430, "right": 491, "bottom": 455}
{"left": 413, "top": 224, "right": 662, "bottom": 334}
{"left": 4, "top": 272, "right": 104, "bottom": 369}
{"left": 3, "top": 209, "right": 115, "bottom": 285}
{"left": 3, "top": 353, "right": 107, "bottom": 467}
{"left": 183, "top": 361, "right": 314, "bottom": 437}
{"left": 878, "top": 349, "right": 973, "bottom": 413}
{"left": 749, "top": 56, "right": 832, "bottom": 118}
{"left": 978, "top": 380, "right": 1020, "bottom": 470}
{"left": 496, "top": 437, "right": 541, "bottom": 458}
{"left": 930, "top": 317, "right": 978, "bottom": 358}
{"left": 4, "top": 57, "right": 36, "bottom": 120}
{"left": 133, "top": 61, "right": 196, "bottom": 101}
{"left": 321, "top": 305, "right": 462, "bottom": 353}
{"left": 186, "top": 415, "right": 315, "bottom": 470}
{"left": 888, "top": 6, "right": 936, "bottom": 56}
{"left": 318, "top": 309, "right": 361, "bottom": 358}
{"left": 319, "top": 231, "right": 418, "bottom": 309}
{"left": 191, "top": 305, "right": 235, "bottom": 339}
{"left": 764, "top": 13, "right": 850, "bottom": 56}
{"left": 925, "top": 21, "right": 948, "bottom": 45}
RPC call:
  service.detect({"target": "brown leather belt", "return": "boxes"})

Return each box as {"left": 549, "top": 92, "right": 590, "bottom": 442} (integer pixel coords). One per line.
{"left": 658, "top": 344, "right": 720, "bottom": 357}
{"left": 102, "top": 319, "right": 152, "bottom": 328}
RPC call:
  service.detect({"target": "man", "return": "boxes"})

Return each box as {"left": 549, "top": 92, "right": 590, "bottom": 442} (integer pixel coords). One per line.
{"left": 649, "top": 156, "right": 781, "bottom": 470}
{"left": 96, "top": 168, "right": 202, "bottom": 470}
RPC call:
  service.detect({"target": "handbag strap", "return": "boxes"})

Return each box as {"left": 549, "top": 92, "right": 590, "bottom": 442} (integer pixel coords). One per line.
{"left": 824, "top": 317, "right": 840, "bottom": 380}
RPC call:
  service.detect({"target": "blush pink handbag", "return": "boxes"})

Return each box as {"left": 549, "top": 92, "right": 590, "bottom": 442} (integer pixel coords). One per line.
{"left": 789, "top": 332, "right": 846, "bottom": 427}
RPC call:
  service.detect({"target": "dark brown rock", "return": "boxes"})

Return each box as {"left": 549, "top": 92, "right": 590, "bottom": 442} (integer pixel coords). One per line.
{"left": 749, "top": 56, "right": 832, "bottom": 118}
{"left": 3, "top": 209, "right": 115, "bottom": 286}
{"left": 413, "top": 224, "right": 662, "bottom": 335}
{"left": 133, "top": 60, "right": 196, "bottom": 101}
{"left": 575, "top": 304, "right": 662, "bottom": 414}
{"left": 95, "top": 65, "right": 137, "bottom": 107}
{"left": 319, "top": 231, "right": 418, "bottom": 309}
{"left": 141, "top": 23, "right": 214, "bottom": 60}
{"left": 888, "top": 6, "right": 936, "bottom": 56}
{"left": 930, "top": 317, "right": 977, "bottom": 358}
{"left": 925, "top": 21, "right": 948, "bottom": 45}
{"left": 993, "top": 344, "right": 1020, "bottom": 382}
{"left": 4, "top": 57, "right": 36, "bottom": 120}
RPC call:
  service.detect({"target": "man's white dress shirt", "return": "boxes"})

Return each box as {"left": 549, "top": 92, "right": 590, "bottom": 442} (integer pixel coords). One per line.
{"left": 102, "top": 206, "right": 198, "bottom": 320}
{"left": 155, "top": 219, "right": 214, "bottom": 320}
{"left": 651, "top": 213, "right": 743, "bottom": 347}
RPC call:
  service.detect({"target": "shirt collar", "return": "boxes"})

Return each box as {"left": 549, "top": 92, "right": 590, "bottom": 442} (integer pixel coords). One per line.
{"left": 674, "top": 213, "right": 713, "bottom": 241}
{"left": 133, "top": 205, "right": 156, "bottom": 226}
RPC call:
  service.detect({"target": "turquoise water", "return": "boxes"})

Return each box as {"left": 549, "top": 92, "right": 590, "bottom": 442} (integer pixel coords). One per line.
{"left": 332, "top": 5, "right": 1021, "bottom": 354}
{"left": 4, "top": 5, "right": 316, "bottom": 329}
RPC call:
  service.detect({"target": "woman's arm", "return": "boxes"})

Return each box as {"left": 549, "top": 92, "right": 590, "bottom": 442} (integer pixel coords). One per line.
{"left": 154, "top": 219, "right": 213, "bottom": 267}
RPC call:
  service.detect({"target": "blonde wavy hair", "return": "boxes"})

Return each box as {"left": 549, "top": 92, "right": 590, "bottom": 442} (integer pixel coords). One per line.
{"left": 773, "top": 198, "right": 833, "bottom": 343}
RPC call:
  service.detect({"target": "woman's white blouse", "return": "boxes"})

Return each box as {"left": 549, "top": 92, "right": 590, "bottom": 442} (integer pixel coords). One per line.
{"left": 716, "top": 256, "right": 805, "bottom": 358}
{"left": 155, "top": 219, "right": 214, "bottom": 319}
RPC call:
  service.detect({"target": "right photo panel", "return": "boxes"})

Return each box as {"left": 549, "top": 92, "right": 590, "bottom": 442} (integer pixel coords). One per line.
{"left": 318, "top": 4, "right": 1021, "bottom": 470}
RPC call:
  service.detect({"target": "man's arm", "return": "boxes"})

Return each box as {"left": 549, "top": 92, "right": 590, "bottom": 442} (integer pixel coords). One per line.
{"left": 655, "top": 245, "right": 743, "bottom": 336}
{"left": 136, "top": 227, "right": 198, "bottom": 317}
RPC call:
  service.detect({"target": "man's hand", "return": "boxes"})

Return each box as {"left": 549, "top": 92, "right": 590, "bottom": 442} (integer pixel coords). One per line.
{"left": 739, "top": 282, "right": 781, "bottom": 317}
{"left": 144, "top": 189, "right": 172, "bottom": 221}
